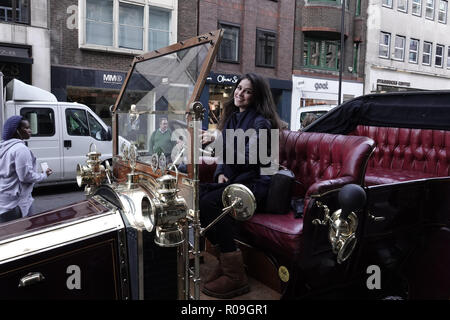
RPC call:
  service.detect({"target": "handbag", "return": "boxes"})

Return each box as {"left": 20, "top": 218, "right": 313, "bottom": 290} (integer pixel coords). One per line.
{"left": 265, "top": 169, "right": 295, "bottom": 215}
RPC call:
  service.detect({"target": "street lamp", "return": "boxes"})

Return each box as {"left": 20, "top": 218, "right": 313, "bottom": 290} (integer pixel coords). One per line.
{"left": 338, "top": 0, "right": 345, "bottom": 106}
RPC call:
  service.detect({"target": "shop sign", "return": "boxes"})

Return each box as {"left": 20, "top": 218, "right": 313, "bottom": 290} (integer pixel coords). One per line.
{"left": 0, "top": 46, "right": 30, "bottom": 59}
{"left": 377, "top": 79, "right": 411, "bottom": 87}
{"left": 207, "top": 72, "right": 239, "bottom": 84}
{"left": 314, "top": 81, "right": 329, "bottom": 91}
{"left": 102, "top": 73, "right": 123, "bottom": 85}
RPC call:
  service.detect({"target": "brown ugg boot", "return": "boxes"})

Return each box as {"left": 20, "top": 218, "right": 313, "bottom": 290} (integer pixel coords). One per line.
{"left": 202, "top": 249, "right": 250, "bottom": 299}
{"left": 204, "top": 244, "right": 223, "bottom": 284}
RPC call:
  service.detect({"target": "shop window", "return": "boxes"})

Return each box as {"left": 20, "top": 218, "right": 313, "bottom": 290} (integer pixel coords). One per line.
{"left": 218, "top": 23, "right": 240, "bottom": 63}
{"left": 435, "top": 44, "right": 444, "bottom": 67}
{"left": 0, "top": 0, "right": 29, "bottom": 24}
{"left": 409, "top": 39, "right": 419, "bottom": 63}
{"left": 208, "top": 84, "right": 234, "bottom": 130}
{"left": 412, "top": 0, "right": 422, "bottom": 15}
{"left": 303, "top": 38, "right": 340, "bottom": 71}
{"left": 425, "top": 0, "right": 435, "bottom": 19}
{"left": 256, "top": 29, "right": 276, "bottom": 68}
{"left": 379, "top": 32, "right": 390, "bottom": 58}
{"left": 119, "top": 2, "right": 144, "bottom": 50}
{"left": 66, "top": 109, "right": 90, "bottom": 136}
{"left": 422, "top": 41, "right": 432, "bottom": 65}
{"left": 20, "top": 108, "right": 55, "bottom": 137}
{"left": 438, "top": 0, "right": 448, "bottom": 23}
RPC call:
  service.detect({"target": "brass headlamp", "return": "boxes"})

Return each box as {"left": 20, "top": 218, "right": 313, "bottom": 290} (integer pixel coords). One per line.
{"left": 76, "top": 143, "right": 111, "bottom": 195}
{"left": 313, "top": 184, "right": 366, "bottom": 264}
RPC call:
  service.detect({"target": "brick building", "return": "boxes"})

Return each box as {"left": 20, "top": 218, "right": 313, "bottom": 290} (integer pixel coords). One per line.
{"left": 178, "top": 0, "right": 295, "bottom": 128}
{"left": 0, "top": 0, "right": 50, "bottom": 90}
{"left": 50, "top": 0, "right": 178, "bottom": 125}
{"left": 290, "top": 0, "right": 366, "bottom": 130}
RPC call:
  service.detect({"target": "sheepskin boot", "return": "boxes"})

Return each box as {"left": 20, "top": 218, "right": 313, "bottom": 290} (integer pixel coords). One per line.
{"left": 202, "top": 249, "right": 249, "bottom": 298}
{"left": 204, "top": 244, "right": 223, "bottom": 283}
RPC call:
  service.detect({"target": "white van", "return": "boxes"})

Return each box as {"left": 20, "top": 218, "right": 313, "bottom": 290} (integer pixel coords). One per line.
{"left": 1, "top": 78, "right": 113, "bottom": 186}
{"left": 296, "top": 105, "right": 336, "bottom": 131}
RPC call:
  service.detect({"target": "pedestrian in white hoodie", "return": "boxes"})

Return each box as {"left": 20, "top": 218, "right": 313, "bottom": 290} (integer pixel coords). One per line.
{"left": 0, "top": 115, "right": 52, "bottom": 222}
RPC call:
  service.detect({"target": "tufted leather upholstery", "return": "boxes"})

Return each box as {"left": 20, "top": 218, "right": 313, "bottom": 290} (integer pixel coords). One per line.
{"left": 351, "top": 125, "right": 450, "bottom": 185}
{"left": 199, "top": 130, "right": 375, "bottom": 260}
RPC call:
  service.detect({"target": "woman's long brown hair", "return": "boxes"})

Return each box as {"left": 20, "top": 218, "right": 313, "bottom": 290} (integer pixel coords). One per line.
{"left": 217, "top": 73, "right": 283, "bottom": 130}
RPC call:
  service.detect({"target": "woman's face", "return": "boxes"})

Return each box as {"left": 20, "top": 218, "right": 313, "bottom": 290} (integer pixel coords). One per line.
{"left": 234, "top": 78, "right": 254, "bottom": 112}
{"left": 18, "top": 120, "right": 32, "bottom": 140}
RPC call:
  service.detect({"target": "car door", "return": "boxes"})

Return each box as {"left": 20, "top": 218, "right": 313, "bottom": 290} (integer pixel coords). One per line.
{"left": 18, "top": 104, "right": 62, "bottom": 182}
{"left": 62, "top": 107, "right": 95, "bottom": 180}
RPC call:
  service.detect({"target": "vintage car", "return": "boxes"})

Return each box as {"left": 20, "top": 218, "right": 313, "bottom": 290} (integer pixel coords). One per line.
{"left": 0, "top": 30, "right": 448, "bottom": 300}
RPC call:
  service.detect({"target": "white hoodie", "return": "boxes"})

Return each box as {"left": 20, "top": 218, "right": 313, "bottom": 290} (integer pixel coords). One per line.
{"left": 0, "top": 139, "right": 47, "bottom": 216}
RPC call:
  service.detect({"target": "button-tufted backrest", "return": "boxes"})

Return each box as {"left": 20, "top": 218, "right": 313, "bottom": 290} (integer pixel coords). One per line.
{"left": 352, "top": 125, "right": 450, "bottom": 176}
{"left": 279, "top": 130, "right": 375, "bottom": 198}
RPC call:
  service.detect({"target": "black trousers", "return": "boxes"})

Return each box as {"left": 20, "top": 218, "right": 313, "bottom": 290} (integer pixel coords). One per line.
{"left": 0, "top": 207, "right": 22, "bottom": 224}
{"left": 200, "top": 183, "right": 237, "bottom": 253}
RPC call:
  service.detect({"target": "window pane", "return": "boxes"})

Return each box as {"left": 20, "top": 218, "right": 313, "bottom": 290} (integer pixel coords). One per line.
{"left": 438, "top": 0, "right": 448, "bottom": 22}
{"left": 325, "top": 42, "right": 338, "bottom": 68}
{"left": 119, "top": 3, "right": 143, "bottom": 50}
{"left": 447, "top": 46, "right": 450, "bottom": 68}
{"left": 20, "top": 108, "right": 55, "bottom": 136}
{"left": 412, "top": 0, "right": 422, "bottom": 15}
{"left": 409, "top": 39, "right": 419, "bottom": 63}
{"left": 66, "top": 109, "right": 90, "bottom": 136}
{"left": 426, "top": 0, "right": 435, "bottom": 19}
{"left": 310, "top": 41, "right": 320, "bottom": 66}
{"left": 256, "top": 30, "right": 276, "bottom": 67}
{"left": 148, "top": 8, "right": 170, "bottom": 51}
{"left": 379, "top": 33, "right": 390, "bottom": 58}
{"left": 394, "top": 36, "right": 405, "bottom": 60}
{"left": 16, "top": 0, "right": 29, "bottom": 23}
{"left": 86, "top": 0, "right": 113, "bottom": 46}
{"left": 88, "top": 113, "right": 104, "bottom": 140}
{"left": 218, "top": 24, "right": 239, "bottom": 62}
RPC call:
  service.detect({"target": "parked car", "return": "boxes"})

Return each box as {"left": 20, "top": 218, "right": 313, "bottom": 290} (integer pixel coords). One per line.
{"left": 0, "top": 32, "right": 448, "bottom": 301}
{"left": 0, "top": 77, "right": 113, "bottom": 186}
{"left": 295, "top": 105, "right": 336, "bottom": 130}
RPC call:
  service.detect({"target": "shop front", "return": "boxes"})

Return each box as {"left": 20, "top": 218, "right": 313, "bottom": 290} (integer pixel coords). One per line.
{"left": 290, "top": 75, "right": 363, "bottom": 130}
{"left": 201, "top": 72, "right": 292, "bottom": 130}
{"left": 51, "top": 66, "right": 127, "bottom": 126}
{"left": 365, "top": 68, "right": 449, "bottom": 94}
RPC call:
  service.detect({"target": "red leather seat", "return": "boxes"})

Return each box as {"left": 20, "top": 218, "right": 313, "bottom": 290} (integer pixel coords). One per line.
{"left": 352, "top": 126, "right": 450, "bottom": 185}
{"left": 200, "top": 130, "right": 375, "bottom": 261}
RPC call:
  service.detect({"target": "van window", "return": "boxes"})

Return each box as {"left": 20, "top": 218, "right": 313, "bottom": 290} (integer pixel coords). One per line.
{"left": 20, "top": 108, "right": 55, "bottom": 136}
{"left": 66, "top": 109, "right": 90, "bottom": 136}
{"left": 87, "top": 112, "right": 106, "bottom": 140}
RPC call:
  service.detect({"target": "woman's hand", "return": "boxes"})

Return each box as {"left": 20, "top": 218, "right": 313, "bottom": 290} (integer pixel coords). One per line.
{"left": 200, "top": 130, "right": 215, "bottom": 145}
{"left": 217, "top": 174, "right": 228, "bottom": 184}
{"left": 46, "top": 168, "right": 53, "bottom": 176}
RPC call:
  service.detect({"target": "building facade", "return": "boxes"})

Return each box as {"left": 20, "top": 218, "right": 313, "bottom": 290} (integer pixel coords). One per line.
{"left": 179, "top": 0, "right": 295, "bottom": 129}
{"left": 290, "top": 0, "right": 366, "bottom": 130}
{"left": 0, "top": 0, "right": 50, "bottom": 90}
{"left": 365, "top": 0, "right": 450, "bottom": 93}
{"left": 50, "top": 0, "right": 178, "bottom": 125}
